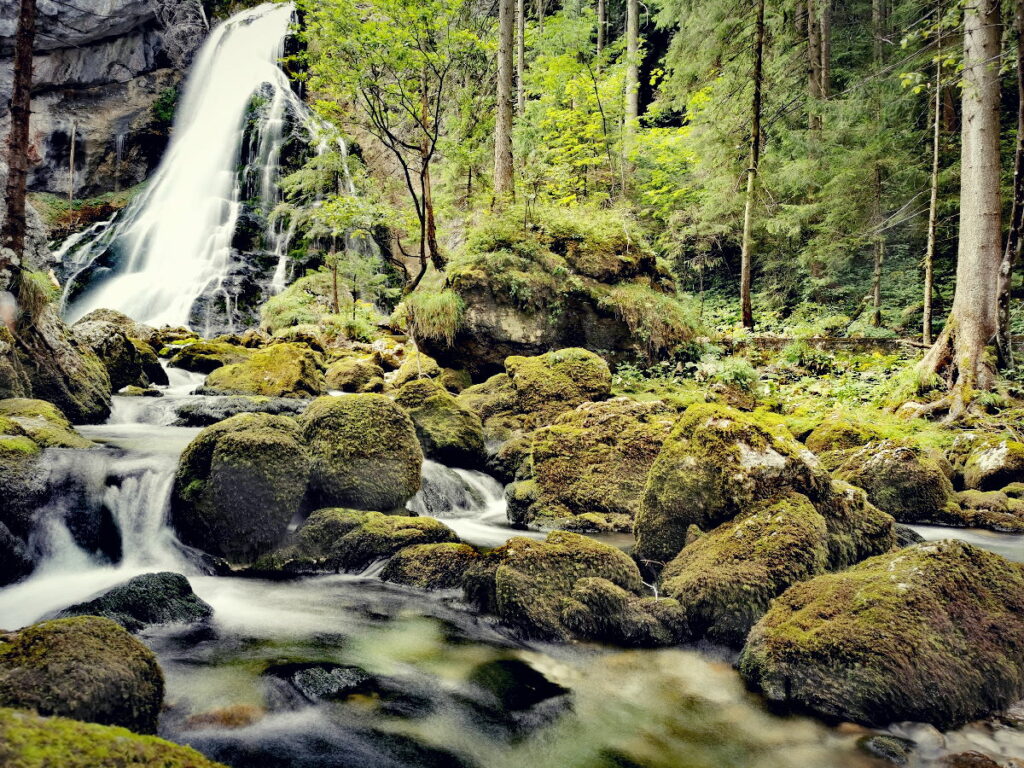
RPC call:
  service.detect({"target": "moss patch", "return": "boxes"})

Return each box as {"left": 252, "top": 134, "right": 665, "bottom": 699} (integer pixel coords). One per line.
{"left": 392, "top": 379, "right": 485, "bottom": 469}
{"left": 0, "top": 399, "right": 93, "bottom": 449}
{"left": 166, "top": 341, "right": 252, "bottom": 372}
{"left": 200, "top": 343, "right": 326, "bottom": 399}
{"left": 379, "top": 542, "right": 479, "bottom": 590}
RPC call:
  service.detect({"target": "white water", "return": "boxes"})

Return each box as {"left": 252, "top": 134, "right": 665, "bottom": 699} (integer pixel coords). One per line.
{"left": 61, "top": 3, "right": 302, "bottom": 332}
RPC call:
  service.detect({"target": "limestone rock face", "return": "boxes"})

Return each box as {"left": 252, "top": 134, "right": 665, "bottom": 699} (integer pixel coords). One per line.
{"left": 739, "top": 541, "right": 1024, "bottom": 729}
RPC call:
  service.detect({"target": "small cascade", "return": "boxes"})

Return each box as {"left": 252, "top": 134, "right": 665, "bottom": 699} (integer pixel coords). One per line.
{"left": 59, "top": 3, "right": 311, "bottom": 334}
{"left": 113, "top": 133, "right": 126, "bottom": 192}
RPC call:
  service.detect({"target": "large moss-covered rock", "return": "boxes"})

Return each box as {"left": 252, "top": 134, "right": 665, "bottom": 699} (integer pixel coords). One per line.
{"left": 58, "top": 573, "right": 213, "bottom": 632}
{"left": 0, "top": 708, "right": 228, "bottom": 768}
{"left": 170, "top": 413, "right": 309, "bottom": 562}
{"left": 963, "top": 439, "right": 1024, "bottom": 491}
{"left": 0, "top": 522, "right": 32, "bottom": 587}
{"left": 559, "top": 577, "right": 688, "bottom": 647}
{"left": 301, "top": 395, "right": 422, "bottom": 511}
{"left": 738, "top": 541, "right": 1024, "bottom": 729}
{"left": 296, "top": 509, "right": 459, "bottom": 573}
{"left": 0, "top": 327, "right": 31, "bottom": 400}
{"left": 325, "top": 356, "right": 385, "bottom": 393}
{"left": 804, "top": 412, "right": 884, "bottom": 456}
{"left": 200, "top": 343, "right": 326, "bottom": 399}
{"left": 0, "top": 617, "right": 164, "bottom": 733}
{"left": 0, "top": 423, "right": 44, "bottom": 540}
{"left": 0, "top": 399, "right": 93, "bottom": 449}
{"left": 834, "top": 441, "right": 966, "bottom": 525}
{"left": 956, "top": 489, "right": 1024, "bottom": 532}
{"left": 660, "top": 492, "right": 830, "bottom": 647}
{"left": 166, "top": 340, "right": 251, "bottom": 373}
{"left": 393, "top": 379, "right": 485, "bottom": 469}
{"left": 464, "top": 531, "right": 681, "bottom": 644}
{"left": 507, "top": 398, "right": 675, "bottom": 532}
{"left": 634, "top": 404, "right": 831, "bottom": 568}
{"left": 171, "top": 395, "right": 308, "bottom": 427}
{"left": 379, "top": 542, "right": 479, "bottom": 589}
{"left": 72, "top": 319, "right": 150, "bottom": 391}
{"left": 74, "top": 309, "right": 158, "bottom": 350}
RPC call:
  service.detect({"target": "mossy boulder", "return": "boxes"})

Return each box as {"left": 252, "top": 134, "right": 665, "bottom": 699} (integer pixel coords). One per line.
{"left": 559, "top": 577, "right": 687, "bottom": 647}
{"left": 128, "top": 339, "right": 168, "bottom": 386}
{"left": 301, "top": 395, "right": 423, "bottom": 511}
{"left": 956, "top": 490, "right": 1024, "bottom": 533}
{"left": 834, "top": 441, "right": 966, "bottom": 526}
{"left": 738, "top": 540, "right": 1024, "bottom": 729}
{"left": 270, "top": 324, "right": 326, "bottom": 353}
{"left": 170, "top": 413, "right": 310, "bottom": 563}
{"left": 74, "top": 308, "right": 158, "bottom": 351}
{"left": 166, "top": 341, "right": 251, "bottom": 373}
{"left": 963, "top": 439, "right": 1024, "bottom": 491}
{"left": 659, "top": 492, "right": 830, "bottom": 647}
{"left": 72, "top": 319, "right": 151, "bottom": 391}
{"left": 0, "top": 425, "right": 45, "bottom": 540}
{"left": 634, "top": 404, "right": 831, "bottom": 569}
{"left": 0, "top": 399, "right": 93, "bottom": 449}
{"left": 325, "top": 357, "right": 385, "bottom": 393}
{"left": 0, "top": 617, "right": 164, "bottom": 733}
{"left": 296, "top": 509, "right": 459, "bottom": 573}
{"left": 507, "top": 398, "right": 675, "bottom": 532}
{"left": 0, "top": 708, "right": 227, "bottom": 768}
{"left": 379, "top": 542, "right": 479, "bottom": 589}
{"left": 58, "top": 573, "right": 213, "bottom": 632}
{"left": 171, "top": 396, "right": 307, "bottom": 427}
{"left": 464, "top": 531, "right": 680, "bottom": 644}
{"left": 393, "top": 379, "right": 485, "bottom": 469}
{"left": 200, "top": 343, "right": 326, "bottom": 399}
{"left": 805, "top": 412, "right": 884, "bottom": 455}
{"left": 390, "top": 350, "right": 443, "bottom": 389}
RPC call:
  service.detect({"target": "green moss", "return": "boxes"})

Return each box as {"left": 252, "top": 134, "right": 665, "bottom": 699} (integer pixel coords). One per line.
{"left": 397, "top": 289, "right": 464, "bottom": 345}
{"left": 0, "top": 399, "right": 93, "bottom": 449}
{"left": 392, "top": 379, "right": 485, "bottom": 469}
{"left": 634, "top": 403, "right": 831, "bottom": 569}
{"left": 201, "top": 343, "right": 326, "bottom": 399}
{"left": 660, "top": 492, "right": 830, "bottom": 647}
{"left": 390, "top": 350, "right": 443, "bottom": 389}
{"left": 379, "top": 542, "right": 479, "bottom": 590}
{"left": 560, "top": 577, "right": 687, "bottom": 647}
{"left": 0, "top": 617, "right": 164, "bottom": 733}
{"left": 167, "top": 341, "right": 251, "bottom": 373}
{"left": 58, "top": 572, "right": 213, "bottom": 631}
{"left": 956, "top": 490, "right": 1024, "bottom": 533}
{"left": 301, "top": 395, "right": 423, "bottom": 510}
{"left": 804, "top": 412, "right": 884, "bottom": 455}
{"left": 963, "top": 439, "right": 1024, "bottom": 491}
{"left": 0, "top": 708, "right": 227, "bottom": 768}
{"left": 170, "top": 413, "right": 309, "bottom": 563}
{"left": 598, "top": 284, "right": 703, "bottom": 358}
{"left": 325, "top": 356, "right": 384, "bottom": 393}
{"left": 297, "top": 509, "right": 459, "bottom": 572}
{"left": 506, "top": 398, "right": 675, "bottom": 532}
{"left": 739, "top": 540, "right": 1024, "bottom": 729}
{"left": 505, "top": 348, "right": 612, "bottom": 418}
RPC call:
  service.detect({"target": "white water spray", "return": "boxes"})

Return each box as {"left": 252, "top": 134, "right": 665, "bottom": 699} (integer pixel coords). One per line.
{"left": 62, "top": 3, "right": 303, "bottom": 332}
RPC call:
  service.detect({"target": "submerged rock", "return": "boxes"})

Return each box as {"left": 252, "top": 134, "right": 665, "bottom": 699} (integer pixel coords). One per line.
{"left": 58, "top": 572, "right": 213, "bottom": 631}
{"left": 295, "top": 508, "right": 459, "bottom": 573}
{"left": 0, "top": 708, "right": 227, "bottom": 768}
{"left": 200, "top": 343, "right": 326, "bottom": 399}
{"left": 0, "top": 616, "right": 164, "bottom": 733}
{"left": 739, "top": 540, "right": 1024, "bottom": 729}
{"left": 171, "top": 413, "right": 310, "bottom": 563}
{"left": 506, "top": 398, "right": 675, "bottom": 532}
{"left": 393, "top": 379, "right": 485, "bottom": 469}
{"left": 379, "top": 542, "right": 479, "bottom": 590}
{"left": 634, "top": 403, "right": 832, "bottom": 569}
{"left": 301, "top": 395, "right": 423, "bottom": 511}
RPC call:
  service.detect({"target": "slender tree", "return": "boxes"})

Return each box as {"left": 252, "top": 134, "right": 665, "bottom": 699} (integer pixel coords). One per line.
{"left": 869, "top": 0, "right": 886, "bottom": 327}
{"left": 807, "top": 0, "right": 822, "bottom": 131}
{"left": 923, "top": 5, "right": 944, "bottom": 346}
{"left": 625, "top": 0, "right": 640, "bottom": 132}
{"left": 495, "top": 0, "right": 516, "bottom": 197}
{"left": 739, "top": 0, "right": 765, "bottom": 330}
{"left": 597, "top": 0, "right": 606, "bottom": 58}
{"left": 1, "top": 0, "right": 37, "bottom": 293}
{"left": 516, "top": 0, "right": 526, "bottom": 113}
{"left": 819, "top": 0, "right": 831, "bottom": 98}
{"left": 916, "top": 0, "right": 1003, "bottom": 418}
{"left": 999, "top": 0, "right": 1024, "bottom": 365}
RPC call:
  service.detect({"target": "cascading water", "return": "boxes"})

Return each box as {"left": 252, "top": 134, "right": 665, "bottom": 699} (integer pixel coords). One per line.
{"left": 59, "top": 3, "right": 308, "bottom": 334}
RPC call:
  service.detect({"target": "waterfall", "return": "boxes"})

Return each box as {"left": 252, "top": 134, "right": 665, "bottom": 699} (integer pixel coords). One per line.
{"left": 60, "top": 3, "right": 307, "bottom": 333}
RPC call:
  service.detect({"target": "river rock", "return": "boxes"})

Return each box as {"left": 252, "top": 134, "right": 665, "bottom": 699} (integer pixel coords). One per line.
{"left": 390, "top": 350, "right": 442, "bottom": 389}
{"left": 963, "top": 438, "right": 1024, "bottom": 491}
{"left": 199, "top": 343, "right": 326, "bottom": 398}
{"left": 0, "top": 521, "right": 32, "bottom": 587}
{"left": 379, "top": 542, "right": 479, "bottom": 590}
{"left": 506, "top": 398, "right": 675, "bottom": 532}
{"left": 72, "top": 308, "right": 158, "bottom": 349}
{"left": 325, "top": 356, "right": 385, "bottom": 393}
{"left": 58, "top": 572, "right": 213, "bottom": 631}
{"left": 393, "top": 379, "right": 485, "bottom": 469}
{"left": 0, "top": 708, "right": 227, "bottom": 768}
{"left": 738, "top": 540, "right": 1024, "bottom": 729}
{"left": 0, "top": 398, "right": 93, "bottom": 448}
{"left": 804, "top": 412, "right": 885, "bottom": 456}
{"left": 171, "top": 412, "right": 310, "bottom": 562}
{"left": 72, "top": 318, "right": 154, "bottom": 391}
{"left": 172, "top": 395, "right": 308, "bottom": 427}
{"left": 956, "top": 490, "right": 1024, "bottom": 532}
{"left": 0, "top": 616, "right": 164, "bottom": 733}
{"left": 633, "top": 403, "right": 832, "bottom": 569}
{"left": 166, "top": 340, "right": 252, "bottom": 373}
{"left": 301, "top": 395, "right": 422, "bottom": 510}
{"left": 295, "top": 509, "right": 459, "bottom": 573}
{"left": 0, "top": 423, "right": 45, "bottom": 540}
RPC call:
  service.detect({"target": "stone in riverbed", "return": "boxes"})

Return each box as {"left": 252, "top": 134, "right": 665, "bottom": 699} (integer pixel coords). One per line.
{"left": 172, "top": 395, "right": 308, "bottom": 427}
{"left": 170, "top": 412, "right": 310, "bottom": 563}
{"left": 738, "top": 540, "right": 1024, "bottom": 729}
{"left": 165, "top": 340, "right": 252, "bottom": 373}
{"left": 379, "top": 542, "right": 479, "bottom": 590}
{"left": 324, "top": 356, "right": 385, "bottom": 393}
{"left": 0, "top": 398, "right": 93, "bottom": 449}
{"left": 0, "top": 616, "right": 164, "bottom": 733}
{"left": 72, "top": 318, "right": 152, "bottom": 391}
{"left": 301, "top": 394, "right": 423, "bottom": 511}
{"left": 963, "top": 438, "right": 1024, "bottom": 491}
{"left": 0, "top": 521, "right": 32, "bottom": 587}
{"left": 58, "top": 572, "right": 213, "bottom": 631}
{"left": 199, "top": 343, "right": 326, "bottom": 399}
{"left": 392, "top": 379, "right": 485, "bottom": 469}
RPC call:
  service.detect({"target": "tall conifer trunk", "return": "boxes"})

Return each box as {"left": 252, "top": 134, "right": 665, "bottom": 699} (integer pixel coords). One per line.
{"left": 998, "top": 0, "right": 1024, "bottom": 365}
{"left": 739, "top": 0, "right": 765, "bottom": 330}
{"left": 495, "top": 0, "right": 516, "bottom": 197}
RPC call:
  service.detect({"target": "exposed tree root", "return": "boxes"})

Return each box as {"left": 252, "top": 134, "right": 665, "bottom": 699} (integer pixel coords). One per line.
{"left": 904, "top": 321, "right": 996, "bottom": 424}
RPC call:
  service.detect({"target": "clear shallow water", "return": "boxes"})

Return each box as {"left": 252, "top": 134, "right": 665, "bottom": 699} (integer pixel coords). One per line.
{"left": 910, "top": 524, "right": 1024, "bottom": 563}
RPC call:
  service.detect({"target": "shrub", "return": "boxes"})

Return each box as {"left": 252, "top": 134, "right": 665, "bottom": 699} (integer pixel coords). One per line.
{"left": 397, "top": 289, "right": 465, "bottom": 345}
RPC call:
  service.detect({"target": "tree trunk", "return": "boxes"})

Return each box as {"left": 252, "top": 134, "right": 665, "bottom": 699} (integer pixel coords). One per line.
{"left": 819, "top": 0, "right": 831, "bottom": 98}
{"left": 331, "top": 254, "right": 340, "bottom": 314}
{"left": 495, "top": 0, "right": 516, "bottom": 198}
{"left": 807, "top": 0, "right": 823, "bottom": 131}
{"left": 597, "top": 0, "right": 606, "bottom": 58}
{"left": 869, "top": 0, "right": 886, "bottom": 328}
{"left": 420, "top": 72, "right": 444, "bottom": 270}
{"left": 536, "top": 0, "right": 544, "bottom": 33}
{"left": 923, "top": 7, "right": 943, "bottom": 346}
{"left": 1, "top": 0, "right": 37, "bottom": 292}
{"left": 998, "top": 0, "right": 1024, "bottom": 366}
{"left": 739, "top": 0, "right": 765, "bottom": 331}
{"left": 517, "top": 0, "right": 526, "bottom": 113}
{"left": 916, "top": 0, "right": 1003, "bottom": 419}
{"left": 625, "top": 0, "right": 640, "bottom": 132}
